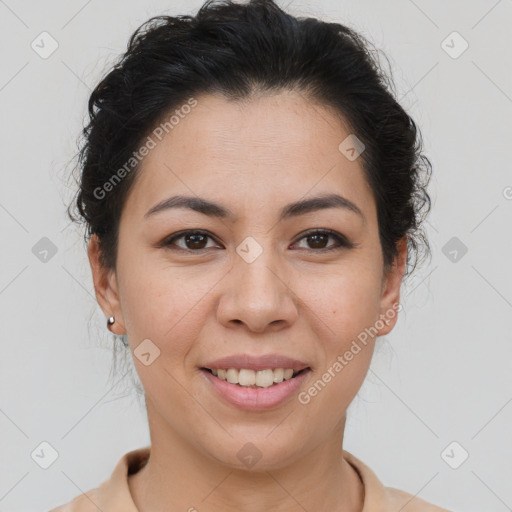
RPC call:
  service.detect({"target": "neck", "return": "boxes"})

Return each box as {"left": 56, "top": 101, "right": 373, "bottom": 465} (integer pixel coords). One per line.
{"left": 128, "top": 405, "right": 364, "bottom": 512}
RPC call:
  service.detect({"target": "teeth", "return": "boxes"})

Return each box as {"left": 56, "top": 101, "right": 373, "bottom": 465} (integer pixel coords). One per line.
{"left": 273, "top": 368, "right": 284, "bottom": 383}
{"left": 283, "top": 369, "right": 294, "bottom": 380}
{"left": 209, "top": 368, "right": 300, "bottom": 388}
{"left": 226, "top": 368, "right": 239, "bottom": 384}
{"left": 256, "top": 369, "right": 274, "bottom": 388}
{"left": 238, "top": 369, "right": 255, "bottom": 386}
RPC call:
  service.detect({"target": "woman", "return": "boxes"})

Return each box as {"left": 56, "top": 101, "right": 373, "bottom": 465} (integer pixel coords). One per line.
{"left": 52, "top": 0, "right": 451, "bottom": 510}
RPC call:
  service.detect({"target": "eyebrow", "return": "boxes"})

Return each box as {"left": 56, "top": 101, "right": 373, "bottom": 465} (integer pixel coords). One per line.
{"left": 144, "top": 193, "right": 365, "bottom": 223}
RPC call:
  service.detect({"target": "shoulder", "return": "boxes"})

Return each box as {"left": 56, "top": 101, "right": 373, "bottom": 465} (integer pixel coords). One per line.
{"left": 385, "top": 486, "right": 454, "bottom": 511}
{"left": 49, "top": 446, "right": 149, "bottom": 511}
{"left": 49, "top": 487, "right": 101, "bottom": 512}
{"left": 342, "top": 449, "right": 453, "bottom": 512}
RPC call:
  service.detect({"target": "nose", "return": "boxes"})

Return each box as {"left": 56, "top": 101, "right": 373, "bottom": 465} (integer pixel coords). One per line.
{"left": 216, "top": 250, "right": 299, "bottom": 334}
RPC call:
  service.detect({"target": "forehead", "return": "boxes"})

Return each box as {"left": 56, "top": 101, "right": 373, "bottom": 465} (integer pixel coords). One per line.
{"left": 122, "top": 91, "right": 376, "bottom": 224}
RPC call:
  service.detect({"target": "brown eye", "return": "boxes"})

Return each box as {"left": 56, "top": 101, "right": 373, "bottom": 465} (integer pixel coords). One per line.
{"left": 292, "top": 229, "right": 354, "bottom": 251}
{"left": 183, "top": 232, "right": 208, "bottom": 249}
{"left": 306, "top": 232, "right": 330, "bottom": 249}
{"left": 162, "top": 230, "right": 219, "bottom": 251}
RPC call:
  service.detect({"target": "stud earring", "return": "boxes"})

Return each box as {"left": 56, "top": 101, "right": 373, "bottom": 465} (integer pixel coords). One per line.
{"left": 107, "top": 316, "right": 115, "bottom": 331}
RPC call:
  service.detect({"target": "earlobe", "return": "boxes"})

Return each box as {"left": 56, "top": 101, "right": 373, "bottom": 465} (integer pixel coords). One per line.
{"left": 87, "top": 234, "right": 126, "bottom": 334}
{"left": 376, "top": 237, "right": 407, "bottom": 336}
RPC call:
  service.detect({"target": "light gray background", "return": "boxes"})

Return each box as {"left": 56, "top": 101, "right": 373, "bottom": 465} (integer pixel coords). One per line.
{"left": 1, "top": 1, "right": 511, "bottom": 511}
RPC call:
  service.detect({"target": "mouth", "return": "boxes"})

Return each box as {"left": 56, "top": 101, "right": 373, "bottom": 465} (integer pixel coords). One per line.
{"left": 200, "top": 366, "right": 312, "bottom": 411}
{"left": 201, "top": 367, "right": 311, "bottom": 389}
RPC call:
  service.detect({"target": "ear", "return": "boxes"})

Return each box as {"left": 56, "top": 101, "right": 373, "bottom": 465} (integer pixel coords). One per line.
{"left": 87, "top": 234, "right": 126, "bottom": 335}
{"left": 375, "top": 236, "right": 407, "bottom": 336}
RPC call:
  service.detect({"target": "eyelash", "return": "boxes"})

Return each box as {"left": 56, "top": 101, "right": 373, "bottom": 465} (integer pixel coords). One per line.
{"left": 160, "top": 229, "right": 355, "bottom": 253}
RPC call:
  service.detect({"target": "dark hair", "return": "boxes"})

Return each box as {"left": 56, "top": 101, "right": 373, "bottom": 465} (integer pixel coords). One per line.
{"left": 68, "top": 0, "right": 432, "bottom": 279}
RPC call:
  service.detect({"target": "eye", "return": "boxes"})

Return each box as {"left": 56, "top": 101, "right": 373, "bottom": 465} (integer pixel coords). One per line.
{"left": 159, "top": 228, "right": 355, "bottom": 253}
{"left": 291, "top": 229, "right": 354, "bottom": 252}
{"left": 161, "top": 230, "right": 221, "bottom": 251}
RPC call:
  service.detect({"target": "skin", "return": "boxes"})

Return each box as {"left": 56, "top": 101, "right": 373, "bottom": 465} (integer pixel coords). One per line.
{"left": 88, "top": 90, "right": 407, "bottom": 512}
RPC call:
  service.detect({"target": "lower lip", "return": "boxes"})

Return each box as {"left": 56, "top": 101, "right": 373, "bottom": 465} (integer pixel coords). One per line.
{"left": 201, "top": 368, "right": 311, "bottom": 411}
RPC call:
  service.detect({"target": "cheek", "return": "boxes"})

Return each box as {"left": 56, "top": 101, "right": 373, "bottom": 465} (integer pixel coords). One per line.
{"left": 118, "top": 262, "right": 217, "bottom": 358}
{"left": 305, "top": 269, "right": 382, "bottom": 345}
{"left": 297, "top": 276, "right": 379, "bottom": 419}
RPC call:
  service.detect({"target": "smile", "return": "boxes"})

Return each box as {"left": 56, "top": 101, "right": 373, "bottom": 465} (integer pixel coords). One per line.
{"left": 204, "top": 367, "right": 305, "bottom": 388}
{"left": 200, "top": 366, "right": 312, "bottom": 410}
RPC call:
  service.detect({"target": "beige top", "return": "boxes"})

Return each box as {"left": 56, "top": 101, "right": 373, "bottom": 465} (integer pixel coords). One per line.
{"left": 50, "top": 446, "right": 452, "bottom": 511}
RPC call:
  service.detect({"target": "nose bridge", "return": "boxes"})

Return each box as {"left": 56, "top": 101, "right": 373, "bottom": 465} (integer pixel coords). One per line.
{"left": 217, "top": 238, "right": 298, "bottom": 332}
{"left": 237, "top": 251, "right": 280, "bottom": 304}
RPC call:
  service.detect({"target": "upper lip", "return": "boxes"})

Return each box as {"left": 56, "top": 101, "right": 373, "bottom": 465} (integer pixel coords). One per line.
{"left": 202, "top": 354, "right": 310, "bottom": 372}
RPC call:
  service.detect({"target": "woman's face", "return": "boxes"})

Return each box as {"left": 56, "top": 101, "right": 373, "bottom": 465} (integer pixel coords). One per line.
{"left": 89, "top": 90, "right": 406, "bottom": 470}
